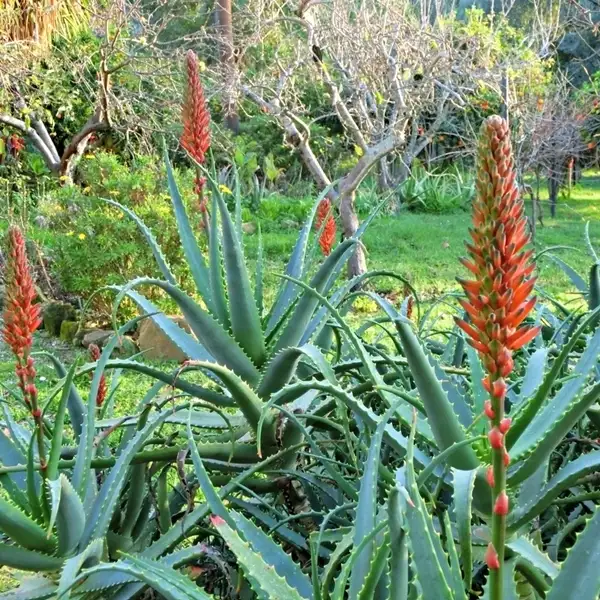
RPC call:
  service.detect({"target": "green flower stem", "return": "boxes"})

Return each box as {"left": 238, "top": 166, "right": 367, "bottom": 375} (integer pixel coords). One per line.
{"left": 489, "top": 386, "right": 507, "bottom": 600}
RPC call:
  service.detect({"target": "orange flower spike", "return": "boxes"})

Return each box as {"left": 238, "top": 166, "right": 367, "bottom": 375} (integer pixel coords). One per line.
{"left": 457, "top": 117, "right": 540, "bottom": 596}
{"left": 181, "top": 50, "right": 211, "bottom": 219}
{"left": 2, "top": 226, "right": 45, "bottom": 470}
{"left": 316, "top": 199, "right": 336, "bottom": 257}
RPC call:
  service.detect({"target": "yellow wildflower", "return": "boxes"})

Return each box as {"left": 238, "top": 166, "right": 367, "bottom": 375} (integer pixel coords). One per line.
{"left": 219, "top": 184, "right": 232, "bottom": 195}
{"left": 78, "top": 233, "right": 86, "bottom": 240}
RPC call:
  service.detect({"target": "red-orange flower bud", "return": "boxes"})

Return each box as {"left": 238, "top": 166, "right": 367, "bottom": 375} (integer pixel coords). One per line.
{"left": 494, "top": 491, "right": 509, "bottom": 515}
{"left": 484, "top": 400, "right": 495, "bottom": 419}
{"left": 486, "top": 466, "right": 495, "bottom": 488}
{"left": 488, "top": 427, "right": 504, "bottom": 449}
{"left": 499, "top": 417, "right": 511, "bottom": 434}
{"left": 485, "top": 543, "right": 500, "bottom": 570}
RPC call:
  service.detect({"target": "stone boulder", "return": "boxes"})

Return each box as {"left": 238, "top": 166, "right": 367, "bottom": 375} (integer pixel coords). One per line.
{"left": 82, "top": 329, "right": 138, "bottom": 357}
{"left": 43, "top": 301, "right": 76, "bottom": 337}
{"left": 137, "top": 316, "right": 191, "bottom": 362}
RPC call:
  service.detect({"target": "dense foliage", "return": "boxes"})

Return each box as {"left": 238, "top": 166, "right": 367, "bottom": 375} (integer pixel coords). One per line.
{"left": 1, "top": 113, "right": 599, "bottom": 599}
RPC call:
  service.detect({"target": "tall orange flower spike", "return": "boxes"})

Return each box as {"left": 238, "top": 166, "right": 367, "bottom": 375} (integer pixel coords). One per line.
{"left": 455, "top": 116, "right": 539, "bottom": 598}
{"left": 316, "top": 199, "right": 336, "bottom": 256}
{"left": 181, "top": 50, "right": 211, "bottom": 224}
{"left": 2, "top": 226, "right": 45, "bottom": 469}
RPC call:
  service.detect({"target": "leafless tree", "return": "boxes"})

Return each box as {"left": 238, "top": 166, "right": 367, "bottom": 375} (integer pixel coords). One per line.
{"left": 219, "top": 0, "right": 530, "bottom": 275}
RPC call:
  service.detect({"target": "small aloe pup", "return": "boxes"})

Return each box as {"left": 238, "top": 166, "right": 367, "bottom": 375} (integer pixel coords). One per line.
{"left": 456, "top": 115, "right": 539, "bottom": 599}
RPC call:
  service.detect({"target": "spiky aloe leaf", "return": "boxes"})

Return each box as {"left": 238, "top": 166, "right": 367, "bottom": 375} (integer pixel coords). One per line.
{"left": 164, "top": 148, "right": 214, "bottom": 313}
{"left": 0, "top": 575, "right": 57, "bottom": 599}
{"left": 273, "top": 239, "right": 358, "bottom": 353}
{"left": 509, "top": 380, "right": 600, "bottom": 486}
{"left": 103, "top": 197, "right": 176, "bottom": 286}
{"left": 546, "top": 508, "right": 600, "bottom": 599}
{"left": 508, "top": 451, "right": 600, "bottom": 531}
{"left": 187, "top": 418, "right": 312, "bottom": 598}
{"left": 255, "top": 223, "right": 264, "bottom": 316}
{"left": 209, "top": 191, "right": 230, "bottom": 328}
{"left": 69, "top": 553, "right": 213, "bottom": 600}
{"left": 453, "top": 468, "right": 477, "bottom": 591}
{"left": 184, "top": 360, "right": 274, "bottom": 444}
{"left": 121, "top": 463, "right": 147, "bottom": 539}
{"left": 465, "top": 345, "right": 486, "bottom": 427}
{"left": 396, "top": 320, "right": 479, "bottom": 470}
{"left": 388, "top": 486, "right": 409, "bottom": 600}
{"left": 402, "top": 427, "right": 454, "bottom": 599}
{"left": 116, "top": 278, "right": 260, "bottom": 386}
{"left": 507, "top": 306, "right": 600, "bottom": 447}
{"left": 0, "top": 498, "right": 55, "bottom": 553}
{"left": 80, "top": 408, "right": 181, "bottom": 548}
{"left": 0, "top": 427, "right": 28, "bottom": 505}
{"left": 72, "top": 315, "right": 147, "bottom": 499}
{"left": 213, "top": 182, "right": 266, "bottom": 365}
{"left": 57, "top": 538, "right": 103, "bottom": 599}
{"left": 212, "top": 515, "right": 305, "bottom": 600}
{"left": 257, "top": 343, "right": 334, "bottom": 400}
{"left": 549, "top": 255, "right": 588, "bottom": 294}
{"left": 47, "top": 363, "right": 77, "bottom": 481}
{"left": 511, "top": 326, "right": 600, "bottom": 460}
{"left": 52, "top": 475, "right": 85, "bottom": 557}
{"left": 97, "top": 359, "right": 234, "bottom": 407}
{"left": 589, "top": 264, "right": 600, "bottom": 310}
{"left": 506, "top": 537, "right": 558, "bottom": 580}
{"left": 266, "top": 188, "right": 330, "bottom": 335}
{"left": 37, "top": 353, "right": 85, "bottom": 442}
{"left": 357, "top": 534, "right": 391, "bottom": 600}
{"left": 0, "top": 543, "right": 62, "bottom": 572}
{"left": 349, "top": 402, "right": 399, "bottom": 598}
{"left": 514, "top": 348, "right": 549, "bottom": 406}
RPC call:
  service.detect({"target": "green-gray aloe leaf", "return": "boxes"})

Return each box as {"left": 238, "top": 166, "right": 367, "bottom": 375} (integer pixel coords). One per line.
{"left": 0, "top": 575, "right": 57, "bottom": 599}
{"left": 546, "top": 508, "right": 600, "bottom": 600}
{"left": 212, "top": 515, "right": 305, "bottom": 600}
{"left": 0, "top": 543, "right": 62, "bottom": 572}
{"left": 396, "top": 320, "right": 479, "bottom": 470}
{"left": 117, "top": 278, "right": 260, "bottom": 386}
{"left": 453, "top": 468, "right": 477, "bottom": 590}
{"left": 349, "top": 403, "right": 399, "bottom": 598}
{"left": 0, "top": 498, "right": 55, "bottom": 553}
{"left": 214, "top": 181, "right": 266, "bottom": 365}
{"left": 164, "top": 148, "right": 214, "bottom": 313}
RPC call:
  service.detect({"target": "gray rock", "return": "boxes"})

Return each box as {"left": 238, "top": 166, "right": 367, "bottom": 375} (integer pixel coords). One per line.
{"left": 82, "top": 329, "right": 113, "bottom": 348}
{"left": 137, "top": 316, "right": 191, "bottom": 362}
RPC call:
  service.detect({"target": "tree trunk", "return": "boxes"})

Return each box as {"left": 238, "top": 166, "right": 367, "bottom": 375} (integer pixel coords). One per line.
{"left": 339, "top": 189, "right": 367, "bottom": 278}
{"left": 216, "top": 0, "right": 239, "bottom": 134}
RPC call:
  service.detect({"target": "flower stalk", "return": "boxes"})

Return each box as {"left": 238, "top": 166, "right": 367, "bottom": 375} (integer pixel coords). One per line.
{"left": 2, "top": 226, "right": 45, "bottom": 472}
{"left": 88, "top": 343, "right": 107, "bottom": 407}
{"left": 181, "top": 49, "right": 211, "bottom": 232}
{"left": 456, "top": 116, "right": 539, "bottom": 599}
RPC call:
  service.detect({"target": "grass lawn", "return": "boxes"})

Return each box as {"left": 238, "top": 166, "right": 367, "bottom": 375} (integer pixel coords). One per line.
{"left": 255, "top": 172, "right": 599, "bottom": 308}
{"left": 0, "top": 173, "right": 598, "bottom": 592}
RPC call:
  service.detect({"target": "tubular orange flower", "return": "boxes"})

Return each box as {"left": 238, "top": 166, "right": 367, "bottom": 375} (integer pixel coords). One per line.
{"left": 88, "top": 343, "right": 107, "bottom": 408}
{"left": 2, "top": 226, "right": 45, "bottom": 470}
{"left": 456, "top": 116, "right": 539, "bottom": 597}
{"left": 181, "top": 50, "right": 211, "bottom": 224}
{"left": 316, "top": 198, "right": 336, "bottom": 256}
